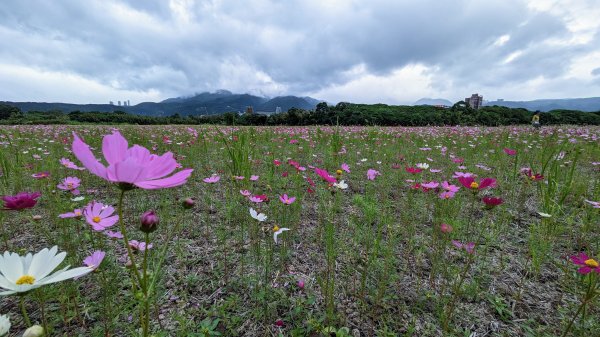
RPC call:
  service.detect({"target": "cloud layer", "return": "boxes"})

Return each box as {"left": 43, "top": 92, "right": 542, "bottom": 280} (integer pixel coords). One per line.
{"left": 1, "top": 0, "right": 599, "bottom": 104}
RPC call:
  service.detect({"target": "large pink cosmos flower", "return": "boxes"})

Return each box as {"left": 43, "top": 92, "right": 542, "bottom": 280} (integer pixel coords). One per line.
{"left": 315, "top": 168, "right": 336, "bottom": 183}
{"left": 84, "top": 202, "right": 119, "bottom": 231}
{"left": 57, "top": 176, "right": 81, "bottom": 195}
{"left": 72, "top": 130, "right": 193, "bottom": 190}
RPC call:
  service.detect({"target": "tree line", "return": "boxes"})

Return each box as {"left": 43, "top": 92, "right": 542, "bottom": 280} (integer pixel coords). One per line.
{"left": 1, "top": 101, "right": 600, "bottom": 126}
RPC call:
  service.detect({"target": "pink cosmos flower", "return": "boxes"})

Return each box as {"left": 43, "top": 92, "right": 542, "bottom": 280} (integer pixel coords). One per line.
{"left": 452, "top": 240, "right": 475, "bottom": 254}
{"left": 439, "top": 191, "right": 456, "bottom": 199}
{"left": 503, "top": 148, "right": 517, "bottom": 156}
{"left": 32, "top": 171, "right": 50, "bottom": 179}
{"left": 72, "top": 130, "right": 193, "bottom": 189}
{"left": 59, "top": 208, "right": 83, "bottom": 218}
{"left": 430, "top": 169, "right": 442, "bottom": 173}
{"left": 84, "top": 202, "right": 119, "bottom": 231}
{"left": 60, "top": 158, "right": 85, "bottom": 170}
{"left": 2, "top": 192, "right": 41, "bottom": 210}
{"left": 203, "top": 175, "right": 220, "bottom": 183}
{"left": 234, "top": 176, "right": 245, "bottom": 180}
{"left": 421, "top": 181, "right": 439, "bottom": 189}
{"left": 453, "top": 171, "right": 474, "bottom": 178}
{"left": 240, "top": 190, "right": 252, "bottom": 196}
{"left": 249, "top": 194, "right": 268, "bottom": 203}
{"left": 279, "top": 194, "right": 296, "bottom": 205}
{"left": 584, "top": 200, "right": 600, "bottom": 208}
{"left": 129, "top": 240, "right": 153, "bottom": 252}
{"left": 341, "top": 163, "right": 351, "bottom": 173}
{"left": 250, "top": 175, "right": 259, "bottom": 181}
{"left": 57, "top": 176, "right": 81, "bottom": 195}
{"left": 457, "top": 176, "right": 496, "bottom": 190}
{"left": 83, "top": 250, "right": 106, "bottom": 270}
{"left": 366, "top": 169, "right": 380, "bottom": 180}
{"left": 105, "top": 230, "right": 124, "bottom": 239}
{"left": 315, "top": 168, "right": 336, "bottom": 183}
{"left": 441, "top": 181, "right": 460, "bottom": 192}
{"left": 570, "top": 253, "right": 600, "bottom": 274}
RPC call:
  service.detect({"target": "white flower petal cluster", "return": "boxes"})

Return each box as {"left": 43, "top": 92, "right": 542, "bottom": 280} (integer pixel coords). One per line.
{"left": 249, "top": 208, "right": 267, "bottom": 222}
{"left": 0, "top": 246, "right": 93, "bottom": 295}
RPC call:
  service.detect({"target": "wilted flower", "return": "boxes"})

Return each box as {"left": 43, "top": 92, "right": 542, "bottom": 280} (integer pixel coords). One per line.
{"left": 0, "top": 246, "right": 93, "bottom": 295}
{"left": 273, "top": 225, "right": 290, "bottom": 244}
{"left": 182, "top": 197, "right": 195, "bottom": 209}
{"left": 31, "top": 171, "right": 50, "bottom": 179}
{"left": 105, "top": 230, "right": 124, "bottom": 239}
{"left": 440, "top": 223, "right": 453, "bottom": 233}
{"left": 1, "top": 192, "right": 41, "bottom": 210}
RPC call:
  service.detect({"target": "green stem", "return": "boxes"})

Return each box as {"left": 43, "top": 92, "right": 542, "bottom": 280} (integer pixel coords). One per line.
{"left": 19, "top": 295, "right": 31, "bottom": 327}
{"left": 117, "top": 189, "right": 142, "bottom": 287}
{"left": 142, "top": 232, "right": 150, "bottom": 337}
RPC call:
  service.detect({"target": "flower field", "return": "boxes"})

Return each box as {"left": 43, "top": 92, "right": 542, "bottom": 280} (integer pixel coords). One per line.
{"left": 0, "top": 125, "right": 599, "bottom": 336}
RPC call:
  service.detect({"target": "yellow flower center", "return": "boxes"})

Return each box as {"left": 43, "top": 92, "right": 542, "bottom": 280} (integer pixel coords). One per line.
{"left": 336, "top": 169, "right": 343, "bottom": 175}
{"left": 75, "top": 211, "right": 82, "bottom": 216}
{"left": 16, "top": 275, "right": 35, "bottom": 285}
{"left": 584, "top": 259, "right": 599, "bottom": 268}
{"left": 273, "top": 225, "right": 280, "bottom": 232}
{"left": 470, "top": 182, "right": 479, "bottom": 189}
{"left": 67, "top": 183, "right": 73, "bottom": 188}
{"left": 92, "top": 216, "right": 101, "bottom": 223}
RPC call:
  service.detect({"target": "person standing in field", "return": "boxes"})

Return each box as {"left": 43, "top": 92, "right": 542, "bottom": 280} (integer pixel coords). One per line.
{"left": 532, "top": 111, "right": 541, "bottom": 128}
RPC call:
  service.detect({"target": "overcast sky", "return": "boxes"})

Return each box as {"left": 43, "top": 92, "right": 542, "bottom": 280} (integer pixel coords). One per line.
{"left": 1, "top": 0, "right": 599, "bottom": 105}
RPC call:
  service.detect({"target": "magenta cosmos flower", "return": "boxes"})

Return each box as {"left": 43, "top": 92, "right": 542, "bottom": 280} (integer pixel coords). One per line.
{"left": 84, "top": 202, "right": 119, "bottom": 231}
{"left": 570, "top": 253, "right": 600, "bottom": 274}
{"left": 457, "top": 176, "right": 496, "bottom": 190}
{"left": 2, "top": 192, "right": 41, "bottom": 210}
{"left": 315, "top": 168, "right": 336, "bottom": 183}
{"left": 72, "top": 130, "right": 193, "bottom": 190}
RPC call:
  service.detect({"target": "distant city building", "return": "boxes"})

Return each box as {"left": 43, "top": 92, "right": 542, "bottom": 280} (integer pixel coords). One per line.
{"left": 465, "top": 94, "right": 483, "bottom": 109}
{"left": 109, "top": 101, "right": 114, "bottom": 105}
{"left": 497, "top": 99, "right": 504, "bottom": 102}
{"left": 118, "top": 101, "right": 121, "bottom": 106}
{"left": 245, "top": 106, "right": 254, "bottom": 114}
{"left": 127, "top": 100, "right": 130, "bottom": 106}
{"left": 275, "top": 106, "right": 282, "bottom": 114}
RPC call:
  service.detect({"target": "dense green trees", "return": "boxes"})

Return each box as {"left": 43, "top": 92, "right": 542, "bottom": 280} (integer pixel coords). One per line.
{"left": 1, "top": 103, "right": 599, "bottom": 126}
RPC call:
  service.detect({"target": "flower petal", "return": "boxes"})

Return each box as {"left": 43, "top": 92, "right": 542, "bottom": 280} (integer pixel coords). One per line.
{"left": 102, "top": 130, "right": 129, "bottom": 166}
{"left": 134, "top": 169, "right": 193, "bottom": 190}
{"left": 72, "top": 133, "right": 108, "bottom": 179}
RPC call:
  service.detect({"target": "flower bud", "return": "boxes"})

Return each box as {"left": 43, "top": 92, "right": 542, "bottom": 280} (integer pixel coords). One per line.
{"left": 182, "top": 198, "right": 195, "bottom": 209}
{"left": 440, "top": 223, "right": 453, "bottom": 234}
{"left": 140, "top": 210, "right": 159, "bottom": 233}
{"left": 23, "top": 325, "right": 44, "bottom": 337}
{"left": 297, "top": 279, "right": 305, "bottom": 290}
{"left": 275, "top": 319, "right": 284, "bottom": 327}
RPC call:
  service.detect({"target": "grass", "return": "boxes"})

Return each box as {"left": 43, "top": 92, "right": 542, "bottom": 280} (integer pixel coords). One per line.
{"left": 0, "top": 124, "right": 599, "bottom": 336}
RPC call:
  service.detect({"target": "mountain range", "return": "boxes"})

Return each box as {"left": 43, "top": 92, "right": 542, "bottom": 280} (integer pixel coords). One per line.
{"left": 4, "top": 92, "right": 600, "bottom": 115}
{"left": 2, "top": 90, "right": 321, "bottom": 116}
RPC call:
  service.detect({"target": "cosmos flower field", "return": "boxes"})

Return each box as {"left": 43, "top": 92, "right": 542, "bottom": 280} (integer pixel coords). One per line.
{"left": 0, "top": 124, "right": 599, "bottom": 336}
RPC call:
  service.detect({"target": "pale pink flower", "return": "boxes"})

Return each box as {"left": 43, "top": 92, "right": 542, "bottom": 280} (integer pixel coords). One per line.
{"left": 240, "top": 190, "right": 252, "bottom": 196}
{"left": 84, "top": 202, "right": 118, "bottom": 231}
{"left": 341, "top": 163, "right": 351, "bottom": 173}
{"left": 279, "top": 194, "right": 296, "bottom": 205}
{"left": 366, "top": 169, "right": 380, "bottom": 180}
{"left": 83, "top": 250, "right": 106, "bottom": 270}
{"left": 203, "top": 175, "right": 220, "bottom": 183}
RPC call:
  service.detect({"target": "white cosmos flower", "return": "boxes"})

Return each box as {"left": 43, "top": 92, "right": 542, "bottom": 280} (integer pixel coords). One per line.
{"left": 0, "top": 246, "right": 94, "bottom": 296}
{"left": 333, "top": 180, "right": 348, "bottom": 190}
{"left": 273, "top": 226, "right": 290, "bottom": 244}
{"left": 416, "top": 163, "right": 429, "bottom": 170}
{"left": 249, "top": 208, "right": 267, "bottom": 222}
{"left": 0, "top": 314, "right": 9, "bottom": 336}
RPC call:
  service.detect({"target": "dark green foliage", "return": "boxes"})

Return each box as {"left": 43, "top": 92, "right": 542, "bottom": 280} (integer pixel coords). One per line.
{"left": 1, "top": 102, "right": 599, "bottom": 126}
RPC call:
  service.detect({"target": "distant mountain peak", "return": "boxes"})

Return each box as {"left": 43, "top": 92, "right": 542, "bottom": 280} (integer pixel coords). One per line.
{"left": 414, "top": 98, "right": 453, "bottom": 106}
